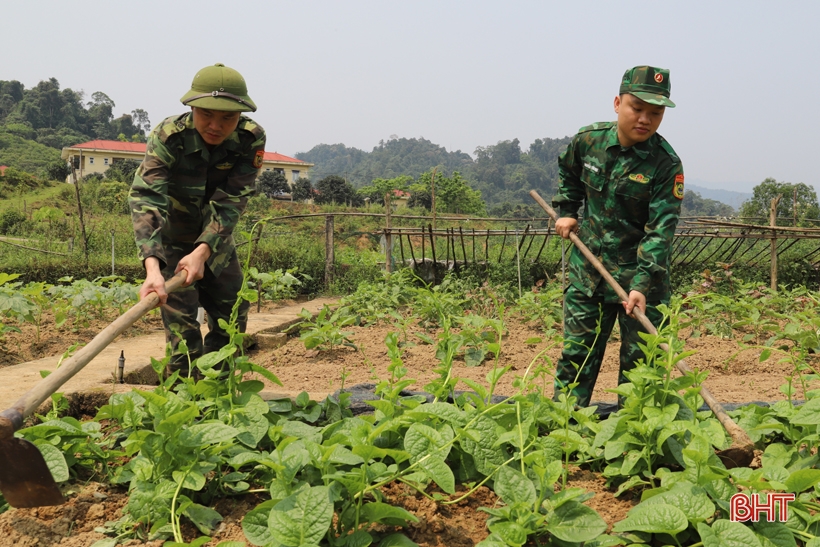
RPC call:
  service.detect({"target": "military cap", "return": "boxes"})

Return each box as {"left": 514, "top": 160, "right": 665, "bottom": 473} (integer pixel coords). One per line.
{"left": 619, "top": 66, "right": 675, "bottom": 108}
{"left": 180, "top": 63, "right": 257, "bottom": 112}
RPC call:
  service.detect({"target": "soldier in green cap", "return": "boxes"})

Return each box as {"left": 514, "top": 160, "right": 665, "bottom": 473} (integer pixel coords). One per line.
{"left": 551, "top": 66, "right": 684, "bottom": 407}
{"left": 129, "top": 63, "right": 266, "bottom": 377}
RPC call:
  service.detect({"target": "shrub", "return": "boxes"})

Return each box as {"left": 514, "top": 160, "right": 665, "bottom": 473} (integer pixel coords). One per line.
{"left": 0, "top": 210, "right": 26, "bottom": 235}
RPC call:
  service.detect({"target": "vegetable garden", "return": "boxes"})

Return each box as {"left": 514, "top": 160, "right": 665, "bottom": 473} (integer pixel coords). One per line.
{"left": 1, "top": 260, "right": 820, "bottom": 547}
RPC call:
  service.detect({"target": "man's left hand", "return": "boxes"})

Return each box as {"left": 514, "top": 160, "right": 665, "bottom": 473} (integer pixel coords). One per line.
{"left": 175, "top": 243, "right": 212, "bottom": 286}
{"left": 623, "top": 290, "right": 646, "bottom": 318}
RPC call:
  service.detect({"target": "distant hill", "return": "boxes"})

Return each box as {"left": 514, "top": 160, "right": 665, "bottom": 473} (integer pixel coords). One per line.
{"left": 688, "top": 182, "right": 752, "bottom": 209}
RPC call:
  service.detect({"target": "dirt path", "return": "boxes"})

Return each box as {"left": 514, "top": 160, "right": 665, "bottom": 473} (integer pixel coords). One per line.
{"left": 0, "top": 297, "right": 338, "bottom": 410}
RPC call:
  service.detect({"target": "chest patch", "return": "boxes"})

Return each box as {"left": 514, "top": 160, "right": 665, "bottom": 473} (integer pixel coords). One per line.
{"left": 583, "top": 162, "right": 600, "bottom": 174}
{"left": 628, "top": 173, "right": 650, "bottom": 184}
{"left": 215, "top": 162, "right": 234, "bottom": 170}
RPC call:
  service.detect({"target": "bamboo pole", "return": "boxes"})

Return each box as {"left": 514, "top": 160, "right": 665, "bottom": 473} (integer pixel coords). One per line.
{"left": 472, "top": 228, "right": 476, "bottom": 264}
{"left": 770, "top": 196, "right": 781, "bottom": 290}
{"left": 459, "top": 227, "right": 467, "bottom": 266}
{"left": 69, "top": 165, "right": 89, "bottom": 264}
{"left": 407, "top": 233, "right": 416, "bottom": 265}
{"left": 385, "top": 194, "right": 392, "bottom": 273}
{"left": 325, "top": 215, "right": 335, "bottom": 288}
{"left": 398, "top": 229, "right": 405, "bottom": 266}
{"left": 428, "top": 224, "right": 437, "bottom": 270}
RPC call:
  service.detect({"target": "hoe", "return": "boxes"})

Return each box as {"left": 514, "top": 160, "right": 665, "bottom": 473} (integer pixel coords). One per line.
{"left": 530, "top": 190, "right": 756, "bottom": 468}
{"left": 0, "top": 271, "right": 186, "bottom": 508}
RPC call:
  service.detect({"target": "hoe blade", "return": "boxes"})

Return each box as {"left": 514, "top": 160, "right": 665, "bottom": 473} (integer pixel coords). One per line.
{"left": 0, "top": 437, "right": 64, "bottom": 508}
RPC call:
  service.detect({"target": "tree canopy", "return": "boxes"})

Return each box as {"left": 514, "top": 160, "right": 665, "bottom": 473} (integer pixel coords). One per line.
{"left": 314, "top": 175, "right": 363, "bottom": 206}
{"left": 257, "top": 170, "right": 291, "bottom": 197}
{"left": 408, "top": 170, "right": 485, "bottom": 216}
{"left": 291, "top": 178, "right": 314, "bottom": 202}
{"left": 296, "top": 135, "right": 571, "bottom": 208}
{"left": 739, "top": 177, "right": 820, "bottom": 225}
{"left": 0, "top": 77, "right": 150, "bottom": 154}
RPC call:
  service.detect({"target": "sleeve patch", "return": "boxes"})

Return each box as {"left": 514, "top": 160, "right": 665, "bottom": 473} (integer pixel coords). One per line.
{"left": 253, "top": 149, "right": 264, "bottom": 169}
{"left": 673, "top": 175, "right": 685, "bottom": 200}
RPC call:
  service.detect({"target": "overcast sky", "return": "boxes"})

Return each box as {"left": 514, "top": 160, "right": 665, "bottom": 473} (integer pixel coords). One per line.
{"left": 2, "top": 1, "right": 818, "bottom": 192}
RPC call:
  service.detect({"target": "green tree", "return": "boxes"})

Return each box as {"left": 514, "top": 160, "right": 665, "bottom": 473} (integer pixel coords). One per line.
{"left": 315, "top": 175, "right": 363, "bottom": 206}
{"left": 410, "top": 170, "right": 485, "bottom": 215}
{"left": 104, "top": 159, "right": 141, "bottom": 183}
{"left": 131, "top": 108, "right": 151, "bottom": 136}
{"left": 111, "top": 114, "right": 143, "bottom": 142}
{"left": 257, "top": 170, "right": 290, "bottom": 197}
{"left": 87, "top": 91, "right": 116, "bottom": 139}
{"left": 291, "top": 177, "right": 314, "bottom": 202}
{"left": 357, "top": 175, "right": 412, "bottom": 206}
{"left": 45, "top": 160, "right": 70, "bottom": 182}
{"left": 739, "top": 177, "right": 820, "bottom": 225}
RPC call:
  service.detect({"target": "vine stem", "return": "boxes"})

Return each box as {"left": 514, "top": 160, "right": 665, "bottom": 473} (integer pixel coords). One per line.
{"left": 170, "top": 468, "right": 191, "bottom": 543}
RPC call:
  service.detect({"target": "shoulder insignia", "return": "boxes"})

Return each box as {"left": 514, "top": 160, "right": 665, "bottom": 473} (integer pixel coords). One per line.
{"left": 156, "top": 113, "right": 188, "bottom": 143}
{"left": 238, "top": 116, "right": 266, "bottom": 139}
{"left": 657, "top": 134, "right": 680, "bottom": 163}
{"left": 578, "top": 121, "right": 614, "bottom": 134}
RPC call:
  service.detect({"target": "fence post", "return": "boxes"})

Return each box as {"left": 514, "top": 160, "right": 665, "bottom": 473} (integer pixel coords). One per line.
{"left": 325, "top": 215, "right": 334, "bottom": 288}
{"left": 111, "top": 229, "right": 115, "bottom": 275}
{"left": 770, "top": 196, "right": 781, "bottom": 291}
{"left": 384, "top": 193, "right": 392, "bottom": 273}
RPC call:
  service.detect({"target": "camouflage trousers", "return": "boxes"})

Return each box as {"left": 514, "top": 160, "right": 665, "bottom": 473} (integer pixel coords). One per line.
{"left": 160, "top": 244, "right": 249, "bottom": 378}
{"left": 554, "top": 285, "right": 666, "bottom": 407}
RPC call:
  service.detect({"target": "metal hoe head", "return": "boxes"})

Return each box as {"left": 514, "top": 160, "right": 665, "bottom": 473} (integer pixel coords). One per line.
{"left": 0, "top": 436, "right": 63, "bottom": 507}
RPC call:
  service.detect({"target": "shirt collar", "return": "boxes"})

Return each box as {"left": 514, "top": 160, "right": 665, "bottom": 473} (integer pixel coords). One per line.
{"left": 608, "top": 123, "right": 653, "bottom": 159}
{"left": 181, "top": 112, "right": 242, "bottom": 156}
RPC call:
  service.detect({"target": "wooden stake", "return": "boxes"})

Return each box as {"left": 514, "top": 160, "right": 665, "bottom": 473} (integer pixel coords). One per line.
{"left": 770, "top": 196, "right": 781, "bottom": 291}
{"left": 69, "top": 165, "right": 89, "bottom": 264}
{"left": 385, "top": 194, "right": 392, "bottom": 273}
{"left": 459, "top": 227, "right": 467, "bottom": 266}
{"left": 325, "top": 215, "right": 335, "bottom": 288}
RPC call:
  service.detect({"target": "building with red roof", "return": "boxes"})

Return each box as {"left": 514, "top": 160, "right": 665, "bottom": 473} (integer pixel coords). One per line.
{"left": 60, "top": 140, "right": 312, "bottom": 184}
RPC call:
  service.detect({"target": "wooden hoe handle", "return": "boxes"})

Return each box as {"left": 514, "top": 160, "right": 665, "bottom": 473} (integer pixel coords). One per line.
{"left": 529, "top": 190, "right": 753, "bottom": 448}
{"left": 0, "top": 271, "right": 187, "bottom": 438}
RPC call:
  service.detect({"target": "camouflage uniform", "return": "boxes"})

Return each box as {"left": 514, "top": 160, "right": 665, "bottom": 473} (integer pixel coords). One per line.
{"left": 552, "top": 115, "right": 684, "bottom": 406}
{"left": 129, "top": 111, "right": 265, "bottom": 375}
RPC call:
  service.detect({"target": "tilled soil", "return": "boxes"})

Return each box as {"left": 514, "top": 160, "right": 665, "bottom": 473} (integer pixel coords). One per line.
{"left": 251, "top": 316, "right": 811, "bottom": 404}
{"left": 0, "top": 472, "right": 637, "bottom": 547}
{"left": 1, "top": 307, "right": 813, "bottom": 546}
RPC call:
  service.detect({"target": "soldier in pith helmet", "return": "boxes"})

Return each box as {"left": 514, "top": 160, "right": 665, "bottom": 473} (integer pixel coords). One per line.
{"left": 551, "top": 65, "right": 684, "bottom": 407}
{"left": 129, "top": 63, "right": 266, "bottom": 378}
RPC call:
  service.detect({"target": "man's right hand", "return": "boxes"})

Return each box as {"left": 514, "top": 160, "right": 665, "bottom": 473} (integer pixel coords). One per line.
{"left": 556, "top": 218, "right": 579, "bottom": 239}
{"left": 139, "top": 257, "right": 167, "bottom": 306}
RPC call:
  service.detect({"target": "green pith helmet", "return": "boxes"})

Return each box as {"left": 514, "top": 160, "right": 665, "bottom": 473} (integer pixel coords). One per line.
{"left": 619, "top": 66, "right": 675, "bottom": 108}
{"left": 180, "top": 63, "right": 257, "bottom": 112}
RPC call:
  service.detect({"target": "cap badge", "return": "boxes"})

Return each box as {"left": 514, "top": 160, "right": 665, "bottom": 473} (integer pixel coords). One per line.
{"left": 654, "top": 73, "right": 664, "bottom": 83}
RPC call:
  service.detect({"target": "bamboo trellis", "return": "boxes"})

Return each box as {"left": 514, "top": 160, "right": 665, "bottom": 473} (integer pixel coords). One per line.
{"left": 247, "top": 210, "right": 820, "bottom": 290}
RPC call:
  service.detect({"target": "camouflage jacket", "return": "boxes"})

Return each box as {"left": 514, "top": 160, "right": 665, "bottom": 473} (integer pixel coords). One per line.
{"left": 129, "top": 112, "right": 265, "bottom": 277}
{"left": 552, "top": 121, "right": 683, "bottom": 302}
